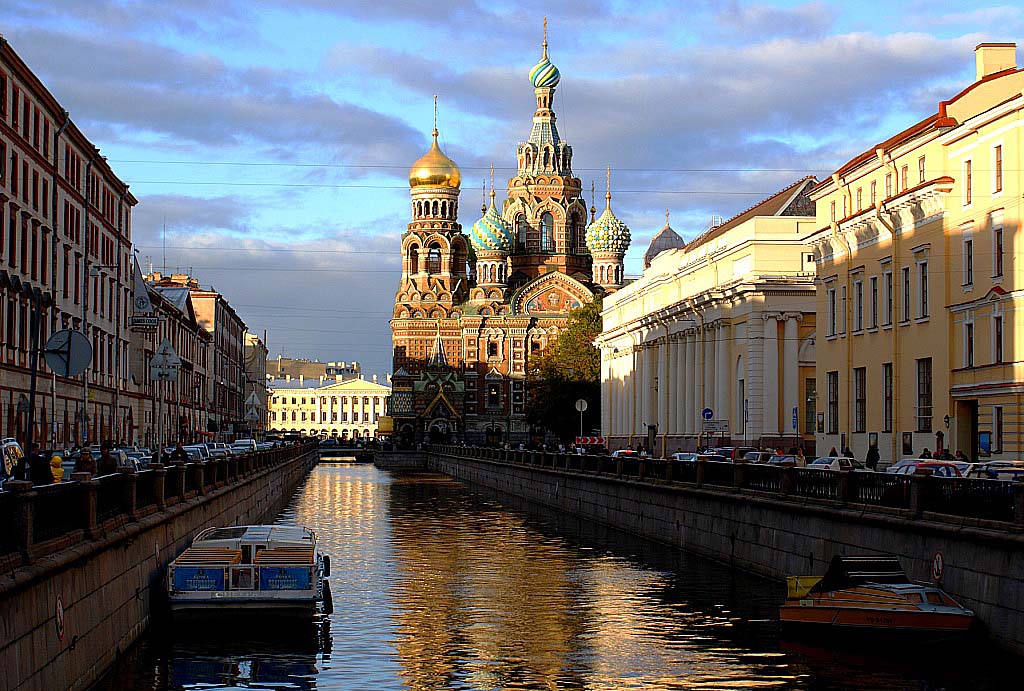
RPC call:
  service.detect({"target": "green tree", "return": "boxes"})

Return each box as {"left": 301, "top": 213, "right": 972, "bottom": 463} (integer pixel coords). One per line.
{"left": 526, "top": 297, "right": 602, "bottom": 443}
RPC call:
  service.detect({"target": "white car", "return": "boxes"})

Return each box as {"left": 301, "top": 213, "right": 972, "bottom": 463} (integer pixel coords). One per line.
{"left": 231, "top": 438, "right": 258, "bottom": 454}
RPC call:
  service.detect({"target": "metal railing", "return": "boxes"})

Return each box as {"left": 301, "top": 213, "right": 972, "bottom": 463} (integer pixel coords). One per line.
{"left": 429, "top": 446, "right": 1024, "bottom": 527}
{"left": 0, "top": 441, "right": 317, "bottom": 567}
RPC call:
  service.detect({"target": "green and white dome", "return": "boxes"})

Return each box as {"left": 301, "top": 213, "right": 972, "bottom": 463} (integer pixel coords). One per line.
{"left": 529, "top": 54, "right": 560, "bottom": 88}
{"left": 586, "top": 205, "right": 631, "bottom": 254}
{"left": 470, "top": 202, "right": 514, "bottom": 254}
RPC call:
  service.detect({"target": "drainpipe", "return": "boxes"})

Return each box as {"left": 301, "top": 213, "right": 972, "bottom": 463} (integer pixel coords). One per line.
{"left": 876, "top": 147, "right": 901, "bottom": 463}
{"left": 114, "top": 189, "right": 127, "bottom": 442}
{"left": 830, "top": 173, "right": 853, "bottom": 449}
{"left": 82, "top": 151, "right": 98, "bottom": 444}
{"left": 51, "top": 111, "right": 70, "bottom": 444}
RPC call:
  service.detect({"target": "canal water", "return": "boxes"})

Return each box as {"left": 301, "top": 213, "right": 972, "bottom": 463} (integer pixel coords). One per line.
{"left": 95, "top": 463, "right": 1016, "bottom": 690}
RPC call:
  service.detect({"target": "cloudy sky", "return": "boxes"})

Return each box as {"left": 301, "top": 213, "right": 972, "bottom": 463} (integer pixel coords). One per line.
{"left": 3, "top": 1, "right": 1020, "bottom": 376}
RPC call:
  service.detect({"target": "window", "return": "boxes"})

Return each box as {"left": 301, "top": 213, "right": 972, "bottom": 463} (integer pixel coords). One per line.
{"left": 827, "top": 371, "right": 839, "bottom": 434}
{"left": 540, "top": 212, "right": 554, "bottom": 251}
{"left": 916, "top": 358, "right": 932, "bottom": 432}
{"left": 882, "top": 363, "right": 893, "bottom": 432}
{"left": 900, "top": 164, "right": 908, "bottom": 191}
{"left": 804, "top": 378, "right": 816, "bottom": 435}
{"left": 917, "top": 261, "right": 928, "bottom": 317}
{"left": 901, "top": 267, "right": 911, "bottom": 322}
{"left": 487, "top": 383, "right": 500, "bottom": 407}
{"left": 918, "top": 155, "right": 925, "bottom": 183}
{"left": 994, "top": 406, "right": 1004, "bottom": 452}
{"left": 830, "top": 201, "right": 836, "bottom": 222}
{"left": 839, "top": 285, "right": 847, "bottom": 335}
{"left": 827, "top": 287, "right": 837, "bottom": 336}
{"left": 993, "top": 145, "right": 1003, "bottom": 193}
{"left": 853, "top": 280, "right": 863, "bottom": 331}
{"left": 994, "top": 315, "right": 1004, "bottom": 363}
{"left": 885, "top": 173, "right": 892, "bottom": 198}
{"left": 964, "top": 322, "right": 974, "bottom": 368}
{"left": 426, "top": 244, "right": 441, "bottom": 274}
{"left": 963, "top": 160, "right": 972, "bottom": 205}
{"left": 963, "top": 237, "right": 974, "bottom": 285}
{"left": 993, "top": 223, "right": 1004, "bottom": 277}
{"left": 515, "top": 214, "right": 527, "bottom": 249}
{"left": 854, "top": 368, "right": 866, "bottom": 433}
{"left": 883, "top": 269, "right": 893, "bottom": 325}
{"left": 856, "top": 187, "right": 862, "bottom": 211}
{"left": 870, "top": 181, "right": 877, "bottom": 206}
{"left": 870, "top": 276, "right": 878, "bottom": 328}
{"left": 487, "top": 341, "right": 498, "bottom": 358}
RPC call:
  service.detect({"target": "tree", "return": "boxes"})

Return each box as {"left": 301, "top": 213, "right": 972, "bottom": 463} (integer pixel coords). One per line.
{"left": 526, "top": 297, "right": 602, "bottom": 442}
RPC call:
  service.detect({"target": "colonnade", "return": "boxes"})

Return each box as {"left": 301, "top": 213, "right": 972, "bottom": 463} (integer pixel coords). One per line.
{"left": 603, "top": 311, "right": 804, "bottom": 445}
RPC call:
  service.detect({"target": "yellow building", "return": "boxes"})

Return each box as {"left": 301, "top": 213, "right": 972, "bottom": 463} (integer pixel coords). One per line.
{"left": 268, "top": 376, "right": 391, "bottom": 441}
{"left": 806, "top": 43, "right": 1022, "bottom": 463}
{"left": 598, "top": 179, "right": 818, "bottom": 453}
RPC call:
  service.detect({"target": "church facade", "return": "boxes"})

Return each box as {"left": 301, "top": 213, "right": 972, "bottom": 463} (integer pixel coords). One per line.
{"left": 389, "top": 31, "right": 631, "bottom": 446}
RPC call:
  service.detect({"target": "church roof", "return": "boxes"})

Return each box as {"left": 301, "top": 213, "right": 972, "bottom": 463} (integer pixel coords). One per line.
{"left": 428, "top": 329, "right": 448, "bottom": 367}
{"left": 643, "top": 220, "right": 686, "bottom": 269}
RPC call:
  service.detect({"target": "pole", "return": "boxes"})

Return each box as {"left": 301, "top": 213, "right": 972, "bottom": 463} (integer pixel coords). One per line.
{"left": 25, "top": 300, "right": 42, "bottom": 461}
{"left": 579, "top": 408, "right": 583, "bottom": 439}
{"left": 51, "top": 372, "right": 57, "bottom": 448}
{"left": 157, "top": 378, "right": 163, "bottom": 462}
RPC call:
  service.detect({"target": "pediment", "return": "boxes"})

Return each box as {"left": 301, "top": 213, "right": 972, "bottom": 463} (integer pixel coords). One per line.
{"left": 511, "top": 272, "right": 594, "bottom": 315}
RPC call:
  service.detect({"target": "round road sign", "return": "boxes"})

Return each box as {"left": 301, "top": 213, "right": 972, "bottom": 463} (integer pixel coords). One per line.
{"left": 701, "top": 407, "right": 714, "bottom": 420}
{"left": 44, "top": 329, "right": 92, "bottom": 378}
{"left": 55, "top": 595, "right": 65, "bottom": 641}
{"left": 932, "top": 551, "right": 944, "bottom": 582}
{"left": 575, "top": 399, "right": 588, "bottom": 412}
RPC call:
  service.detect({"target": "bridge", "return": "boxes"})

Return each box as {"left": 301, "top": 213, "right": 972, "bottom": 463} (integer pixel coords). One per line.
{"left": 418, "top": 445, "right": 1024, "bottom": 655}
{"left": 0, "top": 442, "right": 318, "bottom": 691}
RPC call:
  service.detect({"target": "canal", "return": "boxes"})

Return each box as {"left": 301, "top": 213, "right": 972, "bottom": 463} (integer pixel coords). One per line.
{"left": 95, "top": 463, "right": 1015, "bottom": 690}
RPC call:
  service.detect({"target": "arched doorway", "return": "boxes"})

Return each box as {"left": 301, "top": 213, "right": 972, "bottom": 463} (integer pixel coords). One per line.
{"left": 428, "top": 419, "right": 452, "bottom": 444}
{"left": 485, "top": 425, "right": 503, "bottom": 446}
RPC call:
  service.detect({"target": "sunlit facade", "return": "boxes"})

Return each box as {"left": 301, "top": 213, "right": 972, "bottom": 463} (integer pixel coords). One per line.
{"left": 269, "top": 377, "right": 391, "bottom": 440}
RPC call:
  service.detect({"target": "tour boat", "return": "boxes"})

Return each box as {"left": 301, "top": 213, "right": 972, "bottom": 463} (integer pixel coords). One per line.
{"left": 779, "top": 555, "right": 973, "bottom": 634}
{"left": 167, "top": 525, "right": 333, "bottom": 618}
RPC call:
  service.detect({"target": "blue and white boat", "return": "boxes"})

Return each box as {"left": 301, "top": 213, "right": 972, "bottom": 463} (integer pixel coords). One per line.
{"left": 167, "top": 525, "right": 332, "bottom": 618}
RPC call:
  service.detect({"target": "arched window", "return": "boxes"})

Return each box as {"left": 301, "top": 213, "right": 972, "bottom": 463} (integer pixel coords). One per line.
{"left": 432, "top": 201, "right": 439, "bottom": 216}
{"left": 408, "top": 245, "right": 419, "bottom": 274}
{"left": 427, "top": 244, "right": 442, "bottom": 274}
{"left": 515, "top": 214, "right": 527, "bottom": 250}
{"left": 542, "top": 148, "right": 550, "bottom": 169}
{"left": 540, "top": 212, "right": 554, "bottom": 251}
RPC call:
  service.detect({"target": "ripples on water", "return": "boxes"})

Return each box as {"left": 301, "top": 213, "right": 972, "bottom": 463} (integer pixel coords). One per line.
{"left": 94, "top": 464, "right": 1017, "bottom": 690}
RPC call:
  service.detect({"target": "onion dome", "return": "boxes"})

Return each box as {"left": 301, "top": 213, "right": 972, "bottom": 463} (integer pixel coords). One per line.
{"left": 586, "top": 205, "right": 631, "bottom": 254}
{"left": 529, "top": 54, "right": 560, "bottom": 88}
{"left": 409, "top": 130, "right": 461, "bottom": 189}
{"left": 470, "top": 195, "right": 514, "bottom": 253}
{"left": 643, "top": 211, "right": 686, "bottom": 268}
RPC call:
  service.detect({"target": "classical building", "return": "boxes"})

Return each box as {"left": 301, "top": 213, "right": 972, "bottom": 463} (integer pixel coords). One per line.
{"left": 267, "top": 355, "right": 360, "bottom": 381}
{"left": 597, "top": 178, "right": 818, "bottom": 454}
{"left": 806, "top": 43, "right": 1023, "bottom": 463}
{"left": 268, "top": 376, "right": 390, "bottom": 440}
{"left": 244, "top": 332, "right": 268, "bottom": 437}
{"left": 146, "top": 272, "right": 248, "bottom": 438}
{"left": 389, "top": 29, "right": 631, "bottom": 446}
{"left": 0, "top": 37, "right": 138, "bottom": 447}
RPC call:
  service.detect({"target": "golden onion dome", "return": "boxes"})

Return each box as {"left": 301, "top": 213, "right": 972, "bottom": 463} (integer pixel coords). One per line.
{"left": 409, "top": 130, "right": 461, "bottom": 189}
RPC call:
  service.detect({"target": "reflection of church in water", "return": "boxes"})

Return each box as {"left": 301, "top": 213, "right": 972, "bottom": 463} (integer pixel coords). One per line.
{"left": 389, "top": 27, "right": 632, "bottom": 445}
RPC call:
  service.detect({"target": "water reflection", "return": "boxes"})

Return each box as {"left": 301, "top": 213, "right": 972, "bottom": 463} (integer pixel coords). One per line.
{"left": 94, "top": 464, "right": 1017, "bottom": 691}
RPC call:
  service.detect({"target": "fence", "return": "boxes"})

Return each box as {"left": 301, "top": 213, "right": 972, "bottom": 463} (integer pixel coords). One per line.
{"left": 430, "top": 446, "right": 1024, "bottom": 527}
{"left": 0, "top": 442, "right": 317, "bottom": 570}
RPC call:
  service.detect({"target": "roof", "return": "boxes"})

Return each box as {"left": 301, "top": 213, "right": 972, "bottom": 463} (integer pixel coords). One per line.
{"left": 685, "top": 176, "right": 817, "bottom": 252}
{"left": 643, "top": 223, "right": 686, "bottom": 269}
{"left": 150, "top": 286, "right": 192, "bottom": 313}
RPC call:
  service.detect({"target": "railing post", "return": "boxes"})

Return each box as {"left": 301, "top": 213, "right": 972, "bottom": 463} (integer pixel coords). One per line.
{"left": 733, "top": 462, "right": 745, "bottom": 491}
{"left": 150, "top": 464, "right": 168, "bottom": 511}
{"left": 227, "top": 456, "right": 238, "bottom": 482}
{"left": 1014, "top": 480, "right": 1024, "bottom": 525}
{"left": 908, "top": 475, "right": 926, "bottom": 518}
{"left": 191, "top": 463, "right": 206, "bottom": 496}
{"left": 72, "top": 474, "right": 100, "bottom": 540}
{"left": 665, "top": 461, "right": 673, "bottom": 484}
{"left": 615, "top": 459, "right": 623, "bottom": 478}
{"left": 781, "top": 466, "right": 797, "bottom": 495}
{"left": 118, "top": 467, "right": 138, "bottom": 521}
{"left": 6, "top": 480, "right": 35, "bottom": 563}
{"left": 638, "top": 461, "right": 646, "bottom": 481}
{"left": 695, "top": 459, "right": 706, "bottom": 488}
{"left": 837, "top": 470, "right": 851, "bottom": 505}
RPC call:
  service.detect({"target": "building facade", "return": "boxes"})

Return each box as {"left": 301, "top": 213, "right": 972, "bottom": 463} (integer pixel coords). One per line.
{"left": 806, "top": 43, "right": 1023, "bottom": 463}
{"left": 268, "top": 376, "right": 390, "bottom": 440}
{"left": 389, "top": 31, "right": 631, "bottom": 446}
{"left": 1, "top": 38, "right": 138, "bottom": 447}
{"left": 267, "top": 356, "right": 361, "bottom": 381}
{"left": 244, "top": 332, "right": 268, "bottom": 438}
{"left": 598, "top": 178, "right": 818, "bottom": 454}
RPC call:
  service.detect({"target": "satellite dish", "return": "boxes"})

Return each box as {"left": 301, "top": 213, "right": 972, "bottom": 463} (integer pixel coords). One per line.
{"left": 44, "top": 329, "right": 93, "bottom": 378}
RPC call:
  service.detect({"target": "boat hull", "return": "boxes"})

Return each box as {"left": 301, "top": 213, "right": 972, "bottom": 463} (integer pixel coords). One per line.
{"left": 780, "top": 603, "right": 973, "bottom": 632}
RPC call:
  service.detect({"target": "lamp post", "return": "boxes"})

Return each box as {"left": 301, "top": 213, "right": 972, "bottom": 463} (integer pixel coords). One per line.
{"left": 11, "top": 279, "right": 54, "bottom": 459}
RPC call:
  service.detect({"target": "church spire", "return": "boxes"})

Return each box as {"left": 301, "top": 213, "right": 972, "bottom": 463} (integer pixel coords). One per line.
{"left": 429, "top": 323, "right": 448, "bottom": 368}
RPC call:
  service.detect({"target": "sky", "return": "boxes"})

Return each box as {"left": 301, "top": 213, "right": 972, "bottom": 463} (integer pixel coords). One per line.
{"left": 2, "top": 0, "right": 1021, "bottom": 377}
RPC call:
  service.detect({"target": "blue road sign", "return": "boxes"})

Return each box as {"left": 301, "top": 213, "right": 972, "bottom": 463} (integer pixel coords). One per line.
{"left": 701, "top": 407, "right": 713, "bottom": 420}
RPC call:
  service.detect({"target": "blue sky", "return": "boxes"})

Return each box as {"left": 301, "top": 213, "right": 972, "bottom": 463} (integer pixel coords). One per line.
{"left": 3, "top": 0, "right": 1021, "bottom": 376}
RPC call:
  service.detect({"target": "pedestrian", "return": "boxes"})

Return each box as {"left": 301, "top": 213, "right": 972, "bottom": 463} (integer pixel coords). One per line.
{"left": 920, "top": 447, "right": 932, "bottom": 459}
{"left": 828, "top": 446, "right": 838, "bottom": 457}
{"left": 842, "top": 446, "right": 854, "bottom": 458}
{"left": 50, "top": 451, "right": 65, "bottom": 482}
{"left": 28, "top": 446, "right": 54, "bottom": 486}
{"left": 865, "top": 444, "right": 880, "bottom": 471}
{"left": 169, "top": 443, "right": 189, "bottom": 464}
{"left": 795, "top": 447, "right": 806, "bottom": 467}
{"left": 96, "top": 444, "right": 119, "bottom": 476}
{"left": 954, "top": 449, "right": 970, "bottom": 464}
{"left": 73, "top": 449, "right": 97, "bottom": 475}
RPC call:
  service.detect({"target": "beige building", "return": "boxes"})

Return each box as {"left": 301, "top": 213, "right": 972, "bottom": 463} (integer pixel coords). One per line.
{"left": 598, "top": 179, "right": 819, "bottom": 454}
{"left": 268, "top": 376, "right": 391, "bottom": 440}
{"left": 806, "top": 43, "right": 1022, "bottom": 462}
{"left": 244, "top": 332, "right": 268, "bottom": 437}
{"left": 267, "top": 356, "right": 361, "bottom": 381}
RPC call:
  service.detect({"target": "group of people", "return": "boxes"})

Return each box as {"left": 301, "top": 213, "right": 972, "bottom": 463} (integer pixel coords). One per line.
{"left": 13, "top": 443, "right": 123, "bottom": 487}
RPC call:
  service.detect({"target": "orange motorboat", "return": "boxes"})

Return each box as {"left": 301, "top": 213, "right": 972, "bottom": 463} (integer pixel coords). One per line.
{"left": 780, "top": 555, "right": 973, "bottom": 633}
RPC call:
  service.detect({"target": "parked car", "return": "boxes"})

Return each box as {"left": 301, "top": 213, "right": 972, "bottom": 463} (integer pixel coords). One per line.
{"left": 203, "top": 443, "right": 229, "bottom": 459}
{"left": 808, "top": 457, "right": 865, "bottom": 471}
{"left": 713, "top": 447, "right": 758, "bottom": 461}
{"left": 231, "top": 438, "right": 258, "bottom": 454}
{"left": 763, "top": 455, "right": 799, "bottom": 467}
{"left": 886, "top": 458, "right": 932, "bottom": 474}
{"left": 696, "top": 453, "right": 729, "bottom": 463}
{"left": 891, "top": 460, "right": 962, "bottom": 477}
{"left": 611, "top": 449, "right": 638, "bottom": 458}
{"left": 183, "top": 445, "right": 211, "bottom": 463}
{"left": 744, "top": 451, "right": 776, "bottom": 464}
{"left": 671, "top": 452, "right": 698, "bottom": 462}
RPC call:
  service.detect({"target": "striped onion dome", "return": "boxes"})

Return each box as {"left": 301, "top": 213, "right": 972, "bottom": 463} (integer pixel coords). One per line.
{"left": 586, "top": 204, "right": 631, "bottom": 254}
{"left": 529, "top": 54, "right": 560, "bottom": 88}
{"left": 470, "top": 200, "right": 514, "bottom": 254}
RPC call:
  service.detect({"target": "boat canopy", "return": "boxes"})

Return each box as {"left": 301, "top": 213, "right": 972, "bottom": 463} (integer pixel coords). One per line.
{"left": 810, "top": 555, "right": 910, "bottom": 593}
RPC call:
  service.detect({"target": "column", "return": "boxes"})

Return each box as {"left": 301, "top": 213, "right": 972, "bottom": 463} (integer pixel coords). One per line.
{"left": 643, "top": 342, "right": 656, "bottom": 429}
{"left": 673, "top": 335, "right": 685, "bottom": 436}
{"left": 316, "top": 396, "right": 322, "bottom": 428}
{"left": 690, "top": 331, "right": 701, "bottom": 435}
{"left": 703, "top": 324, "right": 715, "bottom": 415}
{"left": 763, "top": 313, "right": 780, "bottom": 435}
{"left": 683, "top": 331, "right": 694, "bottom": 435}
{"left": 657, "top": 335, "right": 669, "bottom": 435}
{"left": 783, "top": 314, "right": 801, "bottom": 437}
{"left": 629, "top": 343, "right": 640, "bottom": 439}
{"left": 716, "top": 322, "right": 731, "bottom": 433}
{"left": 601, "top": 349, "right": 611, "bottom": 437}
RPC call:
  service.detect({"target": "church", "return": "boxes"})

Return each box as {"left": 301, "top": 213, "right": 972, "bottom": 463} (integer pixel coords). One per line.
{"left": 389, "top": 28, "right": 631, "bottom": 446}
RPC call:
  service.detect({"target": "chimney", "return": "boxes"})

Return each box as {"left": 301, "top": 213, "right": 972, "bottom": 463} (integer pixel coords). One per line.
{"left": 975, "top": 43, "right": 1016, "bottom": 81}
{"left": 299, "top": 374, "right": 304, "bottom": 386}
{"left": 286, "top": 374, "right": 291, "bottom": 383}
{"left": 319, "top": 375, "right": 324, "bottom": 385}
{"left": 372, "top": 374, "right": 378, "bottom": 384}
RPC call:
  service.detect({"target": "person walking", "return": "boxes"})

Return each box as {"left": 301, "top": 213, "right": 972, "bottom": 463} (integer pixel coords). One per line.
{"left": 828, "top": 446, "right": 839, "bottom": 457}
{"left": 96, "top": 445, "right": 118, "bottom": 476}
{"left": 73, "top": 449, "right": 97, "bottom": 475}
{"left": 49, "top": 451, "right": 65, "bottom": 482}
{"left": 920, "top": 447, "right": 932, "bottom": 459}
{"left": 865, "top": 444, "right": 880, "bottom": 471}
{"left": 168, "top": 443, "right": 189, "bottom": 464}
{"left": 28, "top": 446, "right": 54, "bottom": 486}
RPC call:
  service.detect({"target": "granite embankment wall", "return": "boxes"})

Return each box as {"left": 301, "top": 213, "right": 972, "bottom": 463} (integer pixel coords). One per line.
{"left": 427, "top": 448, "right": 1024, "bottom": 655}
{"left": 0, "top": 443, "right": 318, "bottom": 691}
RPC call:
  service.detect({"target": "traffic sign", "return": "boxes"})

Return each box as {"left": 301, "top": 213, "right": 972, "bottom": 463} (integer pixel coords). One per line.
{"left": 575, "top": 399, "right": 588, "bottom": 412}
{"left": 130, "top": 315, "right": 159, "bottom": 328}
{"left": 246, "top": 391, "right": 260, "bottom": 407}
{"left": 792, "top": 407, "right": 799, "bottom": 431}
{"left": 701, "top": 407, "right": 714, "bottom": 420}
{"left": 701, "top": 419, "right": 730, "bottom": 434}
{"left": 152, "top": 339, "right": 182, "bottom": 368}
{"left": 245, "top": 406, "right": 260, "bottom": 422}
{"left": 44, "top": 329, "right": 93, "bottom": 377}
{"left": 151, "top": 366, "right": 179, "bottom": 382}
